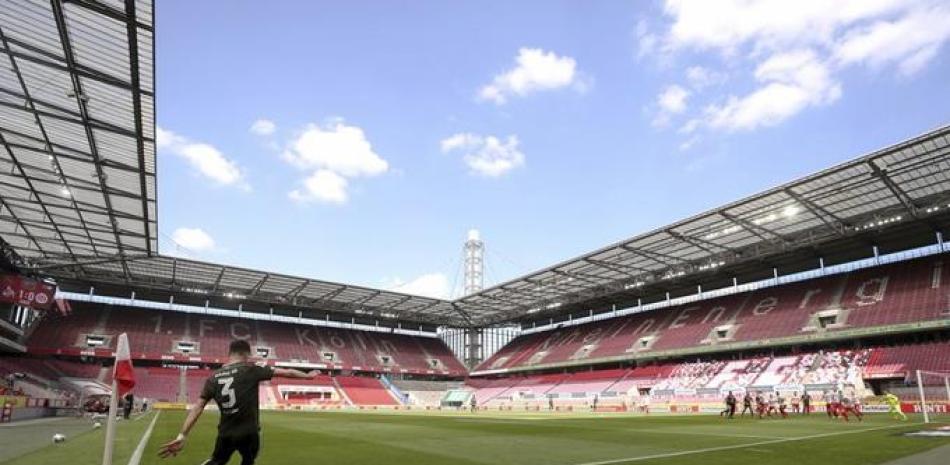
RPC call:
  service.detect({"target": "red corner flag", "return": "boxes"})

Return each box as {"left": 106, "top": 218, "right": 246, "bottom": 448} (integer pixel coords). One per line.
{"left": 113, "top": 333, "right": 135, "bottom": 396}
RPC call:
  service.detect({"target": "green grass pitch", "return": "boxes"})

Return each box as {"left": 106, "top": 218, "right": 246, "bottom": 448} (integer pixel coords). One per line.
{"left": 2, "top": 411, "right": 948, "bottom": 465}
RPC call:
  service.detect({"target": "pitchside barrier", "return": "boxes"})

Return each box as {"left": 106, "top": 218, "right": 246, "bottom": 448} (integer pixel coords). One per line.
{"left": 150, "top": 399, "right": 950, "bottom": 415}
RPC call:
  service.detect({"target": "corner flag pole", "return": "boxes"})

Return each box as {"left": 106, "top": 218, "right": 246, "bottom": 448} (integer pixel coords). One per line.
{"left": 103, "top": 333, "right": 136, "bottom": 465}
{"left": 102, "top": 377, "right": 120, "bottom": 465}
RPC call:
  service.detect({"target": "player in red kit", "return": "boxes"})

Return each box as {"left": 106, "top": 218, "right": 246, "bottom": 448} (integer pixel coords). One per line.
{"left": 777, "top": 394, "right": 788, "bottom": 419}
{"left": 839, "top": 392, "right": 862, "bottom": 422}
{"left": 825, "top": 390, "right": 838, "bottom": 419}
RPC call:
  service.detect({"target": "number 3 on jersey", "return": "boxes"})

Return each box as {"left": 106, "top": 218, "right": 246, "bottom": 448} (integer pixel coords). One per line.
{"left": 218, "top": 377, "right": 236, "bottom": 408}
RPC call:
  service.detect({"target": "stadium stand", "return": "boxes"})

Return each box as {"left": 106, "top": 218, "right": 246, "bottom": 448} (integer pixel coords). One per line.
{"left": 463, "top": 343, "right": 943, "bottom": 407}
{"left": 864, "top": 341, "right": 950, "bottom": 379}
{"left": 391, "top": 379, "right": 462, "bottom": 406}
{"left": 25, "top": 304, "right": 466, "bottom": 376}
{"left": 335, "top": 376, "right": 400, "bottom": 405}
{"left": 476, "top": 256, "right": 950, "bottom": 372}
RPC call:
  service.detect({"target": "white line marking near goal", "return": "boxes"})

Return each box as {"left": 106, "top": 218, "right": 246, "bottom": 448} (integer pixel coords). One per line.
{"left": 572, "top": 423, "right": 912, "bottom": 465}
{"left": 624, "top": 428, "right": 784, "bottom": 440}
{"left": 128, "top": 411, "right": 161, "bottom": 465}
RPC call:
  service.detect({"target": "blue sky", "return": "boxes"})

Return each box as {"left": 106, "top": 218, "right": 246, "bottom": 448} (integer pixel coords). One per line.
{"left": 155, "top": 0, "right": 950, "bottom": 298}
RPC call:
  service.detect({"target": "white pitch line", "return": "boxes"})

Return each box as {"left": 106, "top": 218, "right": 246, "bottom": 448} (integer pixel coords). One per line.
{"left": 127, "top": 411, "right": 161, "bottom": 465}
{"left": 573, "top": 423, "right": 913, "bottom": 465}
{"left": 624, "top": 428, "right": 784, "bottom": 440}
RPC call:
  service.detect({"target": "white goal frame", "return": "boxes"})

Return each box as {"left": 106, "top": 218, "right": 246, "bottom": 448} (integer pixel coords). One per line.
{"left": 915, "top": 370, "right": 950, "bottom": 423}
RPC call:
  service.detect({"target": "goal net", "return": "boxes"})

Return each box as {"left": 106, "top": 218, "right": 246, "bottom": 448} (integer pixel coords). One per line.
{"left": 915, "top": 370, "right": 950, "bottom": 423}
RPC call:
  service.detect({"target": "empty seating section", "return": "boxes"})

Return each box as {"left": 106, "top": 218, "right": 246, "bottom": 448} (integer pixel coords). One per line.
{"left": 547, "top": 369, "right": 628, "bottom": 396}
{"left": 607, "top": 365, "right": 676, "bottom": 394}
{"left": 467, "top": 347, "right": 904, "bottom": 401}
{"left": 27, "top": 309, "right": 100, "bottom": 349}
{"left": 653, "top": 361, "right": 726, "bottom": 390}
{"left": 336, "top": 376, "right": 398, "bottom": 405}
{"left": 476, "top": 257, "right": 950, "bottom": 371}
{"left": 391, "top": 379, "right": 461, "bottom": 405}
{"left": 651, "top": 293, "right": 747, "bottom": 350}
{"left": 45, "top": 359, "right": 104, "bottom": 379}
{"left": 866, "top": 341, "right": 950, "bottom": 378}
{"left": 469, "top": 377, "right": 522, "bottom": 404}
{"left": 26, "top": 305, "right": 465, "bottom": 375}
{"left": 841, "top": 260, "right": 947, "bottom": 328}
{"left": 706, "top": 360, "right": 754, "bottom": 389}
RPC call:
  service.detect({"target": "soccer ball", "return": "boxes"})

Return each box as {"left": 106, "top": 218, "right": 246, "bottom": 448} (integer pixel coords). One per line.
{"left": 52, "top": 434, "right": 66, "bottom": 443}
{"left": 93, "top": 421, "right": 102, "bottom": 429}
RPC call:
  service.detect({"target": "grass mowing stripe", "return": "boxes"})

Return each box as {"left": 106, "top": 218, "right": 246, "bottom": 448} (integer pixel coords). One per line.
{"left": 572, "top": 423, "right": 915, "bottom": 465}
{"left": 623, "top": 428, "right": 785, "bottom": 440}
{"left": 127, "top": 411, "right": 160, "bottom": 465}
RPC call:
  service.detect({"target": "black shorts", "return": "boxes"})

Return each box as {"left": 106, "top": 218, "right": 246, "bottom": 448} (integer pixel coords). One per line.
{"left": 208, "top": 431, "right": 260, "bottom": 465}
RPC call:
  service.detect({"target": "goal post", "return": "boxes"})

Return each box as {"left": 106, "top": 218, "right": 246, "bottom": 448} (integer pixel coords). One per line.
{"left": 915, "top": 370, "right": 950, "bottom": 424}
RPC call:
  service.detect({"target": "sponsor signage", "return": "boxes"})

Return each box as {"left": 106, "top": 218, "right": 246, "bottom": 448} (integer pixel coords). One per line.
{"left": 0, "top": 273, "right": 56, "bottom": 310}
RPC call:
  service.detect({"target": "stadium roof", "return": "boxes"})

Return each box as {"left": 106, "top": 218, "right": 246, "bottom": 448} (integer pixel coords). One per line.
{"left": 39, "top": 254, "right": 464, "bottom": 325}
{"left": 1, "top": 1, "right": 949, "bottom": 329}
{"left": 0, "top": 0, "right": 156, "bottom": 266}
{"left": 453, "top": 125, "right": 950, "bottom": 325}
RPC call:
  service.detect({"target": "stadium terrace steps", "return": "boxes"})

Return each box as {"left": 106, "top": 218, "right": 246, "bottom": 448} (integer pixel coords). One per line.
{"left": 335, "top": 376, "right": 400, "bottom": 405}
{"left": 465, "top": 346, "right": 919, "bottom": 404}
{"left": 866, "top": 341, "right": 950, "bottom": 377}
{"left": 475, "top": 257, "right": 950, "bottom": 372}
{"left": 26, "top": 305, "right": 466, "bottom": 376}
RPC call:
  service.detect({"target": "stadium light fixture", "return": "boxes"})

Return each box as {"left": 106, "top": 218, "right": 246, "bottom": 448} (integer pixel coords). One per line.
{"left": 60, "top": 187, "right": 71, "bottom": 198}
{"left": 698, "top": 260, "right": 726, "bottom": 271}
{"left": 662, "top": 270, "right": 686, "bottom": 280}
{"left": 752, "top": 213, "right": 778, "bottom": 225}
{"left": 782, "top": 205, "right": 801, "bottom": 218}
{"left": 624, "top": 281, "right": 644, "bottom": 290}
{"left": 857, "top": 215, "right": 903, "bottom": 231}
{"left": 703, "top": 224, "right": 743, "bottom": 240}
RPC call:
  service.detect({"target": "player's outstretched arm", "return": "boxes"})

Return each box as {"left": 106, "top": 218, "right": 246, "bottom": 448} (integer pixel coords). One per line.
{"left": 158, "top": 397, "right": 210, "bottom": 459}
{"left": 273, "top": 368, "right": 319, "bottom": 379}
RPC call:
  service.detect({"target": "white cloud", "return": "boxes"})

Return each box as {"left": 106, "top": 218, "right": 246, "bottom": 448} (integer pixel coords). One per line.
{"left": 833, "top": 4, "right": 950, "bottom": 75}
{"left": 171, "top": 227, "right": 215, "bottom": 252}
{"left": 685, "top": 66, "right": 726, "bottom": 89}
{"left": 662, "top": 0, "right": 910, "bottom": 54}
{"left": 636, "top": 19, "right": 660, "bottom": 59}
{"left": 250, "top": 119, "right": 276, "bottom": 136}
{"left": 705, "top": 50, "right": 840, "bottom": 131}
{"left": 679, "top": 136, "right": 699, "bottom": 151}
{"left": 383, "top": 273, "right": 451, "bottom": 299}
{"left": 658, "top": 85, "right": 690, "bottom": 114}
{"left": 288, "top": 169, "right": 348, "bottom": 204}
{"left": 652, "top": 84, "right": 690, "bottom": 127}
{"left": 283, "top": 122, "right": 388, "bottom": 177}
{"left": 478, "top": 48, "right": 582, "bottom": 104}
{"left": 157, "top": 127, "right": 246, "bottom": 187}
{"left": 440, "top": 133, "right": 525, "bottom": 177}
{"left": 282, "top": 121, "right": 389, "bottom": 204}
{"left": 645, "top": 0, "right": 949, "bottom": 136}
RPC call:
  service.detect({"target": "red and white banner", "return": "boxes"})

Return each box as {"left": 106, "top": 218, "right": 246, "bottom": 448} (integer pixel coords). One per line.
{"left": 113, "top": 333, "right": 136, "bottom": 396}
{"left": 0, "top": 273, "right": 56, "bottom": 310}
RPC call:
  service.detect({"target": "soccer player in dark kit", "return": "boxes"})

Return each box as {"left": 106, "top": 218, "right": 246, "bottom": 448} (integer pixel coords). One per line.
{"left": 720, "top": 391, "right": 737, "bottom": 419}
{"left": 740, "top": 391, "right": 754, "bottom": 416}
{"left": 158, "top": 340, "right": 316, "bottom": 464}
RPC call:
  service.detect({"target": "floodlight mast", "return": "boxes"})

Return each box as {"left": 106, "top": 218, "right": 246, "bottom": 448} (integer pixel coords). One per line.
{"left": 464, "top": 229, "right": 484, "bottom": 296}
{"left": 463, "top": 230, "right": 485, "bottom": 368}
